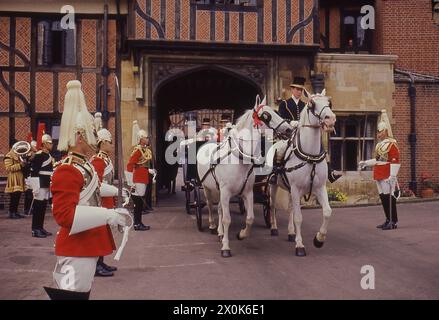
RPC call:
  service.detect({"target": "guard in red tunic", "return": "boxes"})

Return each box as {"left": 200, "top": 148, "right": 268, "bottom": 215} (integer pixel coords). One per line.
{"left": 125, "top": 121, "right": 152, "bottom": 231}
{"left": 359, "top": 109, "right": 400, "bottom": 230}
{"left": 90, "top": 114, "right": 119, "bottom": 277}
{"left": 44, "top": 80, "right": 129, "bottom": 300}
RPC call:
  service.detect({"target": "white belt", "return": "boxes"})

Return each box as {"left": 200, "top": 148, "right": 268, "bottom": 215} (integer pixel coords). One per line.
{"left": 39, "top": 171, "right": 53, "bottom": 176}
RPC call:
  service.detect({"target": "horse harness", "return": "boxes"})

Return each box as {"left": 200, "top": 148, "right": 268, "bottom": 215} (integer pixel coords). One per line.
{"left": 199, "top": 135, "right": 259, "bottom": 197}
{"left": 270, "top": 128, "right": 326, "bottom": 201}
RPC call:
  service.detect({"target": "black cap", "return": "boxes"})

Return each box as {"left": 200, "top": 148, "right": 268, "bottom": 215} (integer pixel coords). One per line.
{"left": 290, "top": 76, "right": 306, "bottom": 89}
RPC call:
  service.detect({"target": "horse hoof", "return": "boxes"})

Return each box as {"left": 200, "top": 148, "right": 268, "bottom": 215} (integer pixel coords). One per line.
{"left": 288, "top": 234, "right": 296, "bottom": 242}
{"left": 210, "top": 228, "right": 217, "bottom": 235}
{"left": 270, "top": 229, "right": 279, "bottom": 237}
{"left": 237, "top": 233, "right": 244, "bottom": 241}
{"left": 313, "top": 235, "right": 324, "bottom": 248}
{"left": 295, "top": 247, "right": 307, "bottom": 257}
{"left": 221, "top": 250, "right": 232, "bottom": 258}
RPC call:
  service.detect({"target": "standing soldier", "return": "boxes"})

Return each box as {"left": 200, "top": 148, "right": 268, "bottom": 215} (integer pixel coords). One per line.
{"left": 277, "top": 76, "right": 341, "bottom": 183}
{"left": 44, "top": 80, "right": 128, "bottom": 299}
{"left": 359, "top": 110, "right": 400, "bottom": 230}
{"left": 3, "top": 141, "right": 28, "bottom": 219}
{"left": 219, "top": 114, "right": 233, "bottom": 142}
{"left": 126, "top": 121, "right": 152, "bottom": 231}
{"left": 29, "top": 133, "right": 54, "bottom": 238}
{"left": 90, "top": 114, "right": 119, "bottom": 277}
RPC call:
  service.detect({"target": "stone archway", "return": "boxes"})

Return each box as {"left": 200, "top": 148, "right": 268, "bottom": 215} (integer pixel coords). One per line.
{"left": 152, "top": 64, "right": 264, "bottom": 191}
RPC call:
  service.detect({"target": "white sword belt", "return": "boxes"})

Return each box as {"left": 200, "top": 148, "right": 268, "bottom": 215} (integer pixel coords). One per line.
{"left": 39, "top": 171, "right": 53, "bottom": 176}
{"left": 79, "top": 172, "right": 99, "bottom": 204}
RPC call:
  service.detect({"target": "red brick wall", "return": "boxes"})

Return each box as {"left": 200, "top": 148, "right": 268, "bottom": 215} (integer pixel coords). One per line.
{"left": 393, "top": 82, "right": 439, "bottom": 193}
{"left": 375, "top": 0, "right": 439, "bottom": 75}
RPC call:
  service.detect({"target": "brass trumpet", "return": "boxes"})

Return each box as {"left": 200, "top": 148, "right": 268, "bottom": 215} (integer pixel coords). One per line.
{"left": 12, "top": 140, "right": 32, "bottom": 162}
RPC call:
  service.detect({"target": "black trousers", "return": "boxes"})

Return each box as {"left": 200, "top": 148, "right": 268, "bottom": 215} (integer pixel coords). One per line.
{"left": 9, "top": 192, "right": 21, "bottom": 214}
{"left": 31, "top": 199, "right": 48, "bottom": 230}
{"left": 145, "top": 183, "right": 152, "bottom": 208}
{"left": 24, "top": 189, "right": 33, "bottom": 215}
{"left": 132, "top": 195, "right": 143, "bottom": 225}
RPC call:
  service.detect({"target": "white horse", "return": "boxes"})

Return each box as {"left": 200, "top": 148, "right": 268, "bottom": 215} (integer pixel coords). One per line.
{"left": 267, "top": 89, "right": 336, "bottom": 256}
{"left": 197, "top": 96, "right": 293, "bottom": 257}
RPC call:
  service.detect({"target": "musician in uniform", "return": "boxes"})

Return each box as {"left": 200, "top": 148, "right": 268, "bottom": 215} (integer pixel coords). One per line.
{"left": 359, "top": 110, "right": 400, "bottom": 230}
{"left": 90, "top": 114, "right": 119, "bottom": 277}
{"left": 277, "top": 76, "right": 341, "bottom": 183}
{"left": 29, "top": 133, "right": 54, "bottom": 238}
{"left": 44, "top": 80, "right": 128, "bottom": 299}
{"left": 3, "top": 142, "right": 28, "bottom": 219}
{"left": 126, "top": 121, "right": 152, "bottom": 231}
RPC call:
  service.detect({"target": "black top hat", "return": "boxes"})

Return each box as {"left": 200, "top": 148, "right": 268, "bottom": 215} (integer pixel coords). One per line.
{"left": 220, "top": 114, "right": 231, "bottom": 122}
{"left": 290, "top": 76, "right": 306, "bottom": 89}
{"left": 202, "top": 118, "right": 211, "bottom": 125}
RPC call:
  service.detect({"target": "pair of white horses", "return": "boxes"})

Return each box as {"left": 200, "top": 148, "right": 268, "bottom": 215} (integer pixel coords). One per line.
{"left": 197, "top": 91, "right": 336, "bottom": 257}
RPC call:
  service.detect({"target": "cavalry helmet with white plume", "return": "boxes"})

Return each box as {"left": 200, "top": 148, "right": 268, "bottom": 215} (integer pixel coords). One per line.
{"left": 97, "top": 129, "right": 112, "bottom": 144}
{"left": 132, "top": 120, "right": 148, "bottom": 146}
{"left": 94, "top": 112, "right": 103, "bottom": 132}
{"left": 377, "top": 109, "right": 393, "bottom": 138}
{"left": 41, "top": 134, "right": 52, "bottom": 144}
{"left": 58, "top": 80, "right": 96, "bottom": 151}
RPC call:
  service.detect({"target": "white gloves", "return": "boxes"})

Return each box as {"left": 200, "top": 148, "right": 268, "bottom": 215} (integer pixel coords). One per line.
{"left": 290, "top": 120, "right": 299, "bottom": 128}
{"left": 358, "top": 159, "right": 377, "bottom": 169}
{"left": 107, "top": 208, "right": 129, "bottom": 227}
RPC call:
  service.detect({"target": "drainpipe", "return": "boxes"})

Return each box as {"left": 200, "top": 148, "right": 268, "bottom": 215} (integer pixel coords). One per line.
{"left": 102, "top": 1, "right": 110, "bottom": 123}
{"left": 395, "top": 69, "right": 417, "bottom": 193}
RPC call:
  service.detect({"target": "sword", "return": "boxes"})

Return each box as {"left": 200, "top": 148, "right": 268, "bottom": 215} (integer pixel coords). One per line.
{"left": 114, "top": 75, "right": 132, "bottom": 261}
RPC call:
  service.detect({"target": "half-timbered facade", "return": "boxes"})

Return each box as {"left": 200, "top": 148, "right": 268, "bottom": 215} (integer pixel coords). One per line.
{"left": 1, "top": 0, "right": 438, "bottom": 202}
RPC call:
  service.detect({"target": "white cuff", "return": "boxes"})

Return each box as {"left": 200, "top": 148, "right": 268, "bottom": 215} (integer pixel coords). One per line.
{"left": 390, "top": 163, "right": 400, "bottom": 177}
{"left": 100, "top": 183, "right": 118, "bottom": 197}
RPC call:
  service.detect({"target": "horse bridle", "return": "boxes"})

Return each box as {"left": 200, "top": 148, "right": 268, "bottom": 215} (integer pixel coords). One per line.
{"left": 253, "top": 105, "right": 289, "bottom": 138}
{"left": 304, "top": 99, "right": 332, "bottom": 128}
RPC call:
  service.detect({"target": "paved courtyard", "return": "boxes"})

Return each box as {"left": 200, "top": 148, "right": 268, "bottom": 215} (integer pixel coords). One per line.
{"left": 0, "top": 188, "right": 438, "bottom": 300}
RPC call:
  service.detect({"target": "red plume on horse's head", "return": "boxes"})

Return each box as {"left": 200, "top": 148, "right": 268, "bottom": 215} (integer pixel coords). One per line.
{"left": 252, "top": 95, "right": 267, "bottom": 128}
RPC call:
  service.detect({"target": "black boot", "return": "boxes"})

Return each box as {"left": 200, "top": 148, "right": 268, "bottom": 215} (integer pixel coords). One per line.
{"left": 39, "top": 200, "right": 52, "bottom": 236}
{"left": 44, "top": 287, "right": 90, "bottom": 300}
{"left": 32, "top": 200, "right": 46, "bottom": 237}
{"left": 383, "top": 195, "right": 398, "bottom": 230}
{"left": 8, "top": 212, "right": 22, "bottom": 219}
{"left": 132, "top": 196, "right": 150, "bottom": 231}
{"left": 99, "top": 257, "right": 117, "bottom": 272}
{"left": 24, "top": 189, "right": 33, "bottom": 215}
{"left": 95, "top": 263, "right": 114, "bottom": 277}
{"left": 377, "top": 194, "right": 390, "bottom": 228}
{"left": 327, "top": 163, "right": 342, "bottom": 183}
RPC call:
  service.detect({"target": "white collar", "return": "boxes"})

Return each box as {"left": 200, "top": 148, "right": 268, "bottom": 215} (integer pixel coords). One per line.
{"left": 291, "top": 96, "right": 300, "bottom": 105}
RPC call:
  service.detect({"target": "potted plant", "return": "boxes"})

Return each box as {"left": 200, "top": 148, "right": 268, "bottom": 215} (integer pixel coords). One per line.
{"left": 420, "top": 173, "right": 435, "bottom": 198}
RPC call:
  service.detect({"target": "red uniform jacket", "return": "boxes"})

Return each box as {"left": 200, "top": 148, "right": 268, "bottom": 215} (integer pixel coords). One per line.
{"left": 126, "top": 147, "right": 150, "bottom": 184}
{"left": 373, "top": 143, "right": 400, "bottom": 181}
{"left": 51, "top": 164, "right": 115, "bottom": 257}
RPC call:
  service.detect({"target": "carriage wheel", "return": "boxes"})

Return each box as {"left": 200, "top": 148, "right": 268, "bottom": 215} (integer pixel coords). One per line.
{"left": 238, "top": 198, "right": 246, "bottom": 215}
{"left": 194, "top": 186, "right": 203, "bottom": 231}
{"left": 263, "top": 201, "right": 271, "bottom": 228}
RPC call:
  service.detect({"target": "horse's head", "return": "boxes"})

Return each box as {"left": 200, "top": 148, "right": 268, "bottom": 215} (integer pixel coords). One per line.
{"left": 252, "top": 95, "right": 293, "bottom": 139}
{"left": 307, "top": 89, "right": 336, "bottom": 132}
